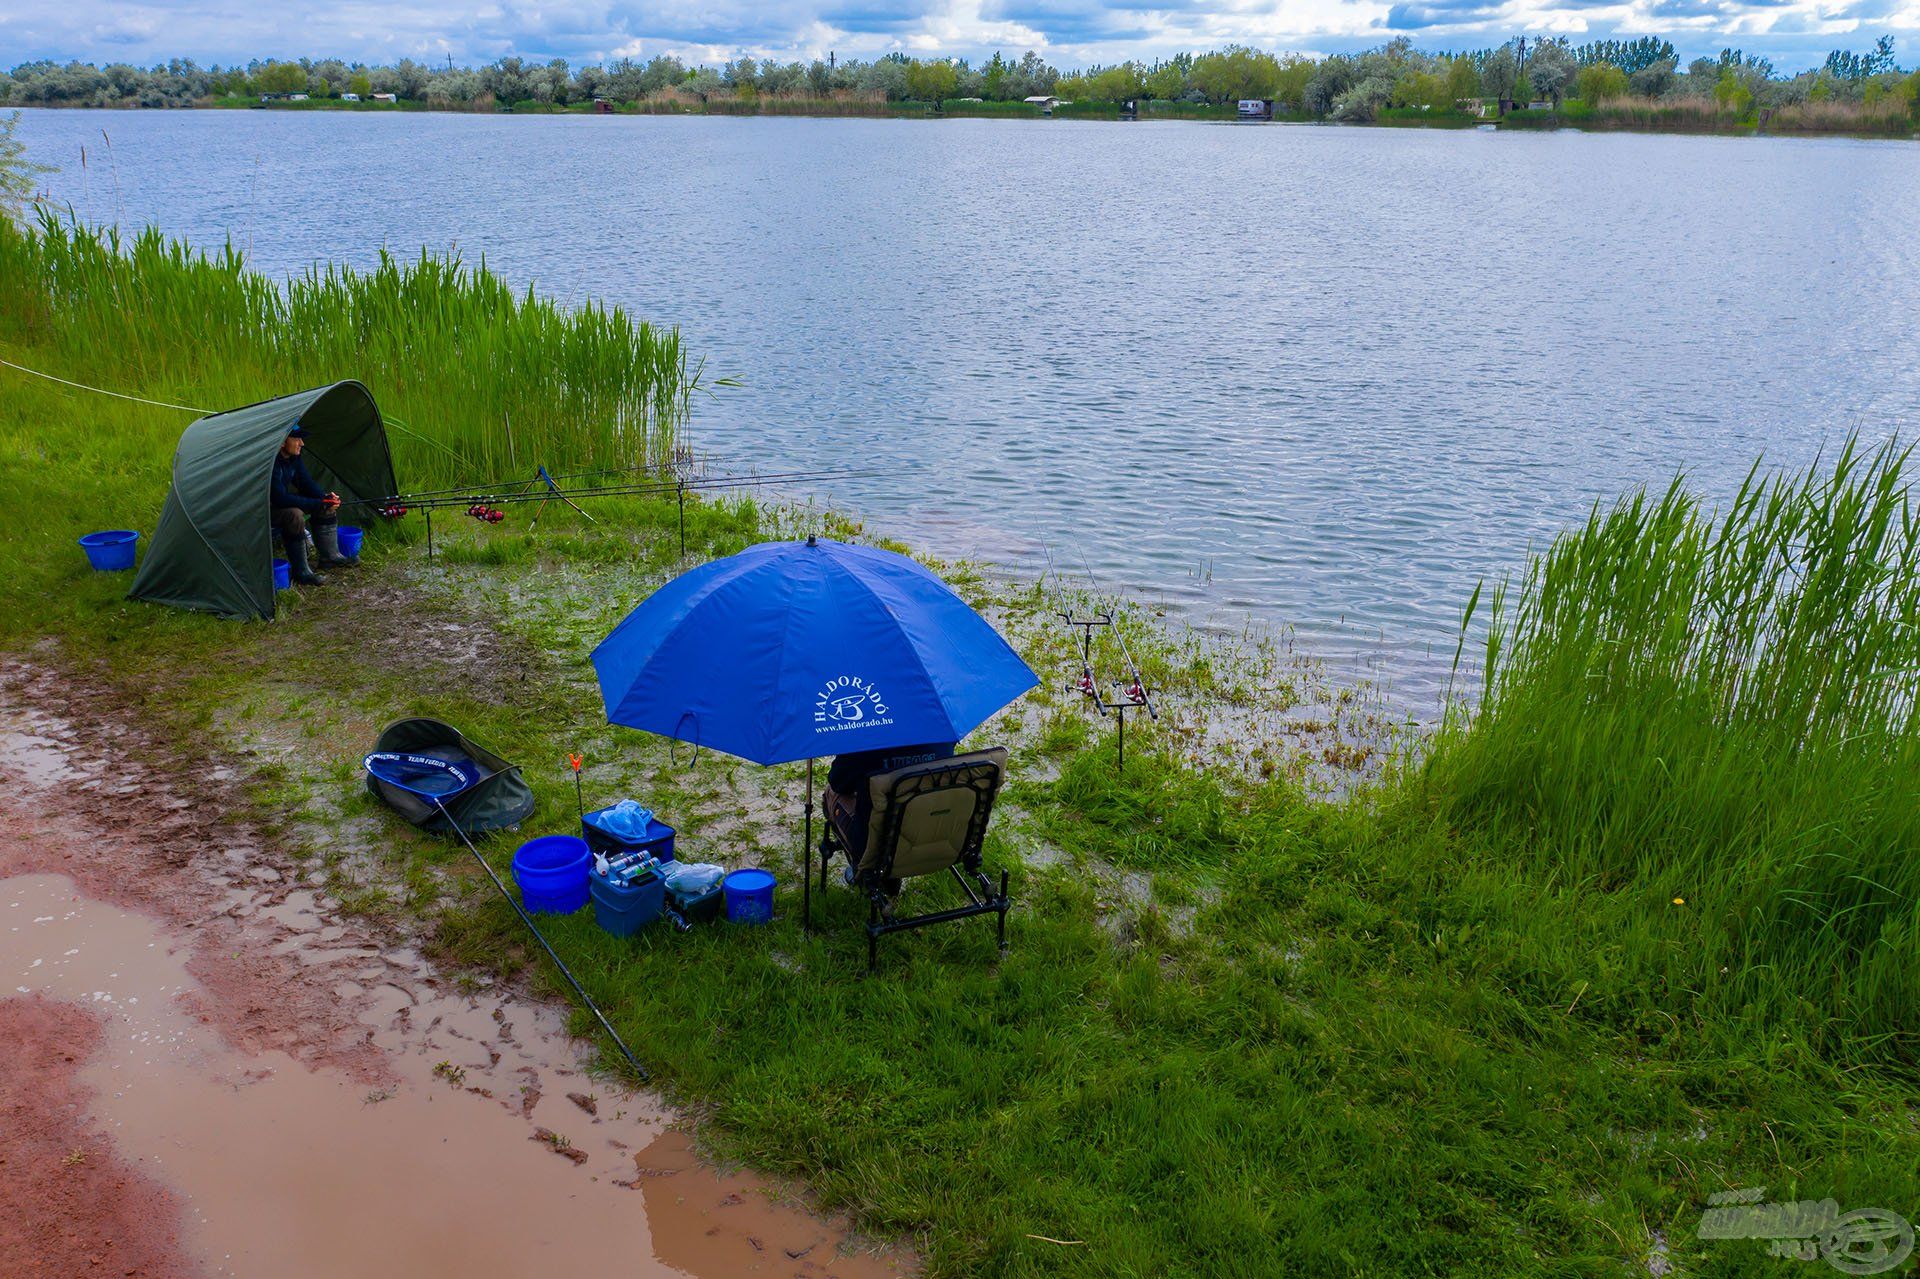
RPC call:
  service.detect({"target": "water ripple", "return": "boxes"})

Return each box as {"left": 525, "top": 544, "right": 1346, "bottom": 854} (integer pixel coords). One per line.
{"left": 19, "top": 111, "right": 1920, "bottom": 711}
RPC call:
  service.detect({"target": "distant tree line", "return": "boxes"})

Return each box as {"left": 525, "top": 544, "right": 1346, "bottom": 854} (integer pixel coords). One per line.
{"left": 0, "top": 50, "right": 1061, "bottom": 110}
{"left": 2, "top": 36, "right": 1915, "bottom": 124}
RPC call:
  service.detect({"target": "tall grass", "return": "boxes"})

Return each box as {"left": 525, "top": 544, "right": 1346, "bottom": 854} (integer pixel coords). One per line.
{"left": 0, "top": 211, "right": 694, "bottom": 486}
{"left": 1423, "top": 439, "right": 1920, "bottom": 1057}
{"left": 1553, "top": 94, "right": 1916, "bottom": 137}
{"left": 1763, "top": 96, "right": 1917, "bottom": 136}
{"left": 699, "top": 89, "right": 895, "bottom": 116}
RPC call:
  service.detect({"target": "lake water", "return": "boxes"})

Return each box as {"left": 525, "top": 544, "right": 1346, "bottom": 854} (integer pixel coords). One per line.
{"left": 16, "top": 109, "right": 1920, "bottom": 711}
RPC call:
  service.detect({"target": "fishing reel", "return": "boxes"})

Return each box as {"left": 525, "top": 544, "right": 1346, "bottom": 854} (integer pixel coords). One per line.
{"left": 465, "top": 502, "right": 506, "bottom": 524}
{"left": 378, "top": 503, "right": 410, "bottom": 519}
{"left": 1058, "top": 608, "right": 1158, "bottom": 769}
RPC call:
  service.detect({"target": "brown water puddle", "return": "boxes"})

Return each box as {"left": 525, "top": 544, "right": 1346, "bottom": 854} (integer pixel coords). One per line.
{"left": 0, "top": 679, "right": 910, "bottom": 1279}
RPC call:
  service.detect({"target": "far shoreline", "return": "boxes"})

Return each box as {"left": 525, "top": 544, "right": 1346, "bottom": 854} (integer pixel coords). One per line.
{"left": 11, "top": 96, "right": 1915, "bottom": 142}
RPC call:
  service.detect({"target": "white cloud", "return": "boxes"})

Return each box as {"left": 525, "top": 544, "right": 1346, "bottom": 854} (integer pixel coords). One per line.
{"left": 1, "top": 0, "right": 1914, "bottom": 71}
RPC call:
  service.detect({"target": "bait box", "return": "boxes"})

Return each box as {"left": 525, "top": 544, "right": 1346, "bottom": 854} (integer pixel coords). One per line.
{"left": 667, "top": 880, "right": 724, "bottom": 924}
{"left": 590, "top": 865, "right": 664, "bottom": 937}
{"left": 581, "top": 806, "right": 676, "bottom": 863}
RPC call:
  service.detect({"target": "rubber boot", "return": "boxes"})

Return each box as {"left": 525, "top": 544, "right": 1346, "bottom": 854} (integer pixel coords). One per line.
{"left": 287, "top": 534, "right": 326, "bottom": 586}
{"left": 314, "top": 523, "right": 358, "bottom": 568}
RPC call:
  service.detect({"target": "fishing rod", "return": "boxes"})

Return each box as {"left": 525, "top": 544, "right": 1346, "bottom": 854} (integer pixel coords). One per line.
{"left": 377, "top": 467, "right": 879, "bottom": 512}
{"left": 1060, "top": 553, "right": 1159, "bottom": 769}
{"left": 379, "top": 466, "right": 883, "bottom": 565}
{"left": 1060, "top": 611, "right": 1112, "bottom": 710}
{"left": 1108, "top": 615, "right": 1158, "bottom": 723}
{"left": 429, "top": 785, "right": 649, "bottom": 1083}
{"left": 374, "top": 453, "right": 709, "bottom": 505}
{"left": 391, "top": 472, "right": 872, "bottom": 511}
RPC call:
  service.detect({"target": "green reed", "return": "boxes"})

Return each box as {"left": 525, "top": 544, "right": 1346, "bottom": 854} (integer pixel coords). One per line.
{"left": 0, "top": 211, "right": 694, "bottom": 487}
{"left": 1423, "top": 438, "right": 1920, "bottom": 1056}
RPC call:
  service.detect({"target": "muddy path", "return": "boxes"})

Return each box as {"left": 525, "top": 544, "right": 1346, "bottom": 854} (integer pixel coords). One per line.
{"left": 0, "top": 660, "right": 911, "bottom": 1279}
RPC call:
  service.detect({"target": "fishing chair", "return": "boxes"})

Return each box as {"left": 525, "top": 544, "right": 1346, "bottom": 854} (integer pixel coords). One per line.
{"left": 816, "top": 748, "right": 1012, "bottom": 971}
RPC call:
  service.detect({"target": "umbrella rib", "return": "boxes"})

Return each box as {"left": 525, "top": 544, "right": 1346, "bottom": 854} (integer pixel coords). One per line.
{"left": 822, "top": 550, "right": 968, "bottom": 744}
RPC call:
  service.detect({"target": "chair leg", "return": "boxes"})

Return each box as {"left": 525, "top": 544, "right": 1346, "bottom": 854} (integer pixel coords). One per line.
{"left": 867, "top": 896, "right": 879, "bottom": 973}
{"left": 998, "top": 870, "right": 1009, "bottom": 954}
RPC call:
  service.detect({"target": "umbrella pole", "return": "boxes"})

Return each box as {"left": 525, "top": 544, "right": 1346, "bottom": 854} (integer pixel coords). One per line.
{"left": 803, "top": 758, "right": 814, "bottom": 931}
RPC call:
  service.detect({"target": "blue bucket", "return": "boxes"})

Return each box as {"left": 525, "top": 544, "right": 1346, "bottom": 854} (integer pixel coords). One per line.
{"left": 722, "top": 868, "right": 776, "bottom": 924}
{"left": 338, "top": 525, "right": 365, "bottom": 558}
{"left": 273, "top": 558, "right": 292, "bottom": 591}
{"left": 513, "top": 835, "right": 591, "bottom": 915}
{"left": 79, "top": 530, "right": 138, "bottom": 572}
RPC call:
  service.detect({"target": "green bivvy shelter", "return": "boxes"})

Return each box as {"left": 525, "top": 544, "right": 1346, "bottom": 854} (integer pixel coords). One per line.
{"left": 128, "top": 381, "right": 398, "bottom": 620}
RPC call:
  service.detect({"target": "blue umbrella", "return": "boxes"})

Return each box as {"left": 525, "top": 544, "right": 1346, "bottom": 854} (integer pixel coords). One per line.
{"left": 592, "top": 536, "right": 1037, "bottom": 764}
{"left": 592, "top": 536, "right": 1038, "bottom": 926}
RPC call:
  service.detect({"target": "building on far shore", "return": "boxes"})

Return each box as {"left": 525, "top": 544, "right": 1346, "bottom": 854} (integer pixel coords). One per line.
{"left": 1024, "top": 94, "right": 1059, "bottom": 115}
{"left": 1237, "top": 98, "right": 1274, "bottom": 120}
{"left": 372, "top": 92, "right": 398, "bottom": 103}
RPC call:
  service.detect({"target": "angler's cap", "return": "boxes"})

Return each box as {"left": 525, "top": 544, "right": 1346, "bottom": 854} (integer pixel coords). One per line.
{"left": 286, "top": 423, "right": 309, "bottom": 439}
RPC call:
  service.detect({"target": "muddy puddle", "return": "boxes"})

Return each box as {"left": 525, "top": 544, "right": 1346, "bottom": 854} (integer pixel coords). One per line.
{"left": 0, "top": 684, "right": 909, "bottom": 1279}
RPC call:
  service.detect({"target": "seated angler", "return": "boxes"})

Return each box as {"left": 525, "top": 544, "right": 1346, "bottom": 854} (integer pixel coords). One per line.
{"left": 823, "top": 740, "right": 956, "bottom": 881}
{"left": 271, "top": 424, "right": 356, "bottom": 584}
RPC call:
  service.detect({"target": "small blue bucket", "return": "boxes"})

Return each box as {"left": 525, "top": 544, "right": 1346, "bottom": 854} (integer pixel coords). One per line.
{"left": 722, "top": 868, "right": 776, "bottom": 924}
{"left": 513, "top": 835, "right": 591, "bottom": 915}
{"left": 79, "top": 530, "right": 139, "bottom": 571}
{"left": 273, "top": 558, "right": 292, "bottom": 591}
{"left": 338, "top": 525, "right": 365, "bottom": 558}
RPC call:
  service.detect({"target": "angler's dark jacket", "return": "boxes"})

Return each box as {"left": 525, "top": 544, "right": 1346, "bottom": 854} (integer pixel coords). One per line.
{"left": 270, "top": 452, "right": 327, "bottom": 513}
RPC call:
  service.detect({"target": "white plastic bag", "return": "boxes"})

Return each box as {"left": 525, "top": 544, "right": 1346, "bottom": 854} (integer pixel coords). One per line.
{"left": 663, "top": 862, "right": 724, "bottom": 894}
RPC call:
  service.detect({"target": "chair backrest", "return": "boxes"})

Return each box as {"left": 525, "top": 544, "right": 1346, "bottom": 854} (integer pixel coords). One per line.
{"left": 860, "top": 747, "right": 1008, "bottom": 879}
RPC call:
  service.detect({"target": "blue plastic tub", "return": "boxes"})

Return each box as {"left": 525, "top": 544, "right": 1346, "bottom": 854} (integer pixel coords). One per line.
{"left": 338, "top": 525, "right": 365, "bottom": 558}
{"left": 581, "top": 805, "right": 676, "bottom": 863}
{"left": 512, "top": 835, "right": 591, "bottom": 915}
{"left": 722, "top": 868, "right": 776, "bottom": 924}
{"left": 273, "top": 558, "right": 292, "bottom": 591}
{"left": 590, "top": 865, "right": 664, "bottom": 937}
{"left": 79, "top": 530, "right": 139, "bottom": 572}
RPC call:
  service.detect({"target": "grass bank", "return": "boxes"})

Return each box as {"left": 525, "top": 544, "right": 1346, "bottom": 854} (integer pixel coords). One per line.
{"left": 1, "top": 217, "right": 1915, "bottom": 1276}
{"left": 1424, "top": 444, "right": 1920, "bottom": 1056}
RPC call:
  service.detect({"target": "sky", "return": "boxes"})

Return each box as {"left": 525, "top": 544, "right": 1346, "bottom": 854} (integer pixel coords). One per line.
{"left": 3, "top": 0, "right": 1916, "bottom": 75}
